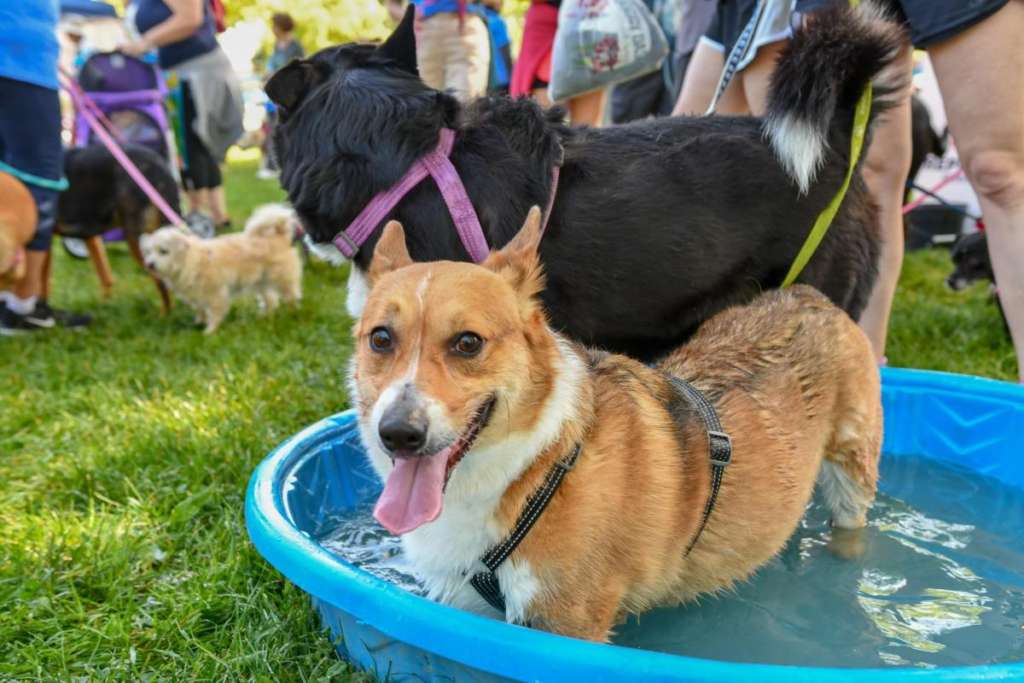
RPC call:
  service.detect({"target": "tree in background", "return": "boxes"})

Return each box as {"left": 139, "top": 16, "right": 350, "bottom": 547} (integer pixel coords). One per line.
{"left": 226, "top": 0, "right": 393, "bottom": 55}
{"left": 228, "top": 0, "right": 529, "bottom": 62}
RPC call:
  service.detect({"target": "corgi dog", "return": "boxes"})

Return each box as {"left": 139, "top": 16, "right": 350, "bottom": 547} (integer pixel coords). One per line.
{"left": 0, "top": 172, "right": 37, "bottom": 289}
{"left": 350, "top": 207, "right": 883, "bottom": 641}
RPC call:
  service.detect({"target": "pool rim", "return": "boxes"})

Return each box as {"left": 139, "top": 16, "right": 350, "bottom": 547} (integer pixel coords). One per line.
{"left": 246, "top": 367, "right": 1024, "bottom": 682}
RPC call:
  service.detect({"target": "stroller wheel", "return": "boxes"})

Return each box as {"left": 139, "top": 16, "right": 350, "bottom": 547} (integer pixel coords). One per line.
{"left": 62, "top": 237, "right": 90, "bottom": 260}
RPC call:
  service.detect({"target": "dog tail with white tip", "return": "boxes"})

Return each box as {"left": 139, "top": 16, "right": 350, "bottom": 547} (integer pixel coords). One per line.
{"left": 763, "top": 0, "right": 908, "bottom": 194}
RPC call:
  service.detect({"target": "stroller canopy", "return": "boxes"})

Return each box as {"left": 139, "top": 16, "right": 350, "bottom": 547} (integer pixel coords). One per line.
{"left": 78, "top": 52, "right": 161, "bottom": 92}
{"left": 74, "top": 52, "right": 172, "bottom": 161}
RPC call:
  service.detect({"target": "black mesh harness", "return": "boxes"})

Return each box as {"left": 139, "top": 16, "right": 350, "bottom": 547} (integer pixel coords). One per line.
{"left": 469, "top": 443, "right": 581, "bottom": 613}
{"left": 467, "top": 375, "right": 732, "bottom": 615}
{"left": 666, "top": 376, "right": 733, "bottom": 556}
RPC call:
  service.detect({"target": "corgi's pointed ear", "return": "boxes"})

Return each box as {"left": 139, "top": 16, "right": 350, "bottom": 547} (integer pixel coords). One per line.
{"left": 369, "top": 220, "right": 413, "bottom": 285}
{"left": 483, "top": 206, "right": 545, "bottom": 300}
{"left": 376, "top": 4, "right": 418, "bottom": 75}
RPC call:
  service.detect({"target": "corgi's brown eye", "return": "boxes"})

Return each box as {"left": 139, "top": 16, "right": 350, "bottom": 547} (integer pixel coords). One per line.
{"left": 452, "top": 332, "right": 483, "bottom": 357}
{"left": 369, "top": 327, "right": 394, "bottom": 353}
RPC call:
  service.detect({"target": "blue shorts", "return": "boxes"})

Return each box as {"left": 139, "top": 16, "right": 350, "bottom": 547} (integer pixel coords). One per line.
{"left": 0, "top": 76, "right": 63, "bottom": 252}
{"left": 795, "top": 0, "right": 1009, "bottom": 48}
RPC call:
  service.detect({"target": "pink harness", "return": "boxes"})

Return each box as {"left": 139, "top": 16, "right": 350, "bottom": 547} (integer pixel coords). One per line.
{"left": 333, "top": 128, "right": 560, "bottom": 262}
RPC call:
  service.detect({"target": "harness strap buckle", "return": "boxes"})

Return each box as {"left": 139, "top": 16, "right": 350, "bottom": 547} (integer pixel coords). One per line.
{"left": 554, "top": 458, "right": 575, "bottom": 472}
{"left": 708, "top": 430, "right": 733, "bottom": 466}
{"left": 333, "top": 229, "right": 360, "bottom": 258}
{"left": 553, "top": 444, "right": 581, "bottom": 472}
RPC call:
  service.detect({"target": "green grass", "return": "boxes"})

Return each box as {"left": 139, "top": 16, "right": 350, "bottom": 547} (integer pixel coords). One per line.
{"left": 0, "top": 158, "right": 1017, "bottom": 680}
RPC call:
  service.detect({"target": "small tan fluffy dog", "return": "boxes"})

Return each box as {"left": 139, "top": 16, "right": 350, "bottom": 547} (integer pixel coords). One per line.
{"left": 140, "top": 204, "right": 302, "bottom": 333}
{"left": 0, "top": 172, "right": 38, "bottom": 289}
{"left": 351, "top": 207, "right": 884, "bottom": 641}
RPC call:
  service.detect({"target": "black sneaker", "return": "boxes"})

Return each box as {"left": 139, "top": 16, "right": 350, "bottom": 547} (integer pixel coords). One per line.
{"left": 33, "top": 300, "right": 91, "bottom": 329}
{"left": 0, "top": 301, "right": 46, "bottom": 336}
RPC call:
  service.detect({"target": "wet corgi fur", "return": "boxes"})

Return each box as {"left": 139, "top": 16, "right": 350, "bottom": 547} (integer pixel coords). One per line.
{"left": 350, "top": 208, "right": 884, "bottom": 641}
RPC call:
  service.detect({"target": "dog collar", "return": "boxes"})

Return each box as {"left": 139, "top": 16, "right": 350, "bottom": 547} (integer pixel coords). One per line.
{"left": 469, "top": 442, "right": 581, "bottom": 615}
{"left": 333, "top": 128, "right": 560, "bottom": 263}
{"left": 666, "top": 376, "right": 733, "bottom": 556}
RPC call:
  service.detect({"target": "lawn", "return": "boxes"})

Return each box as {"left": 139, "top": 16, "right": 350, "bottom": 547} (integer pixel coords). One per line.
{"left": 0, "top": 156, "right": 1016, "bottom": 680}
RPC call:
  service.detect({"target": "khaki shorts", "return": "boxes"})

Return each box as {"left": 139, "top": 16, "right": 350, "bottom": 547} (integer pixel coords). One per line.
{"left": 416, "top": 12, "right": 490, "bottom": 102}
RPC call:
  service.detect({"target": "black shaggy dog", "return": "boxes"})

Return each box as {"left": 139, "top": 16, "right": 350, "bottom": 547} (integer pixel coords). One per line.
{"left": 57, "top": 143, "right": 180, "bottom": 311}
{"left": 948, "top": 231, "right": 1008, "bottom": 333}
{"left": 268, "top": 2, "right": 905, "bottom": 360}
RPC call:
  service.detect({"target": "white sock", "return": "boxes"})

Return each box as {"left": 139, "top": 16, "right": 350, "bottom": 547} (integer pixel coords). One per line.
{"left": 4, "top": 294, "right": 36, "bottom": 315}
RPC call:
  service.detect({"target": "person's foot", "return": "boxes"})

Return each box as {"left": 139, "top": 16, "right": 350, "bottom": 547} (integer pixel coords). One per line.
{"left": 32, "top": 300, "right": 92, "bottom": 329}
{"left": 0, "top": 301, "right": 43, "bottom": 336}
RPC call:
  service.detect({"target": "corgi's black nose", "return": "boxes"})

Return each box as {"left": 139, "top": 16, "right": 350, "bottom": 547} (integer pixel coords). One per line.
{"left": 379, "top": 411, "right": 427, "bottom": 453}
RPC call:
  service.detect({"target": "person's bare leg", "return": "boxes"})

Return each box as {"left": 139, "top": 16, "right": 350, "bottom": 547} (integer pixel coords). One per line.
{"left": 737, "top": 39, "right": 788, "bottom": 116}
{"left": 673, "top": 40, "right": 725, "bottom": 115}
{"left": 532, "top": 87, "right": 552, "bottom": 108}
{"left": 856, "top": 48, "right": 914, "bottom": 364}
{"left": 673, "top": 40, "right": 748, "bottom": 116}
{"left": 929, "top": 0, "right": 1024, "bottom": 381}
{"left": 209, "top": 184, "right": 229, "bottom": 225}
{"left": 187, "top": 188, "right": 207, "bottom": 214}
{"left": 12, "top": 249, "right": 45, "bottom": 300}
{"left": 567, "top": 89, "right": 606, "bottom": 127}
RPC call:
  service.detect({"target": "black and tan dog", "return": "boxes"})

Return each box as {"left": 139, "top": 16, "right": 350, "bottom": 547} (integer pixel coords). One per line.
{"left": 57, "top": 143, "right": 180, "bottom": 312}
{"left": 268, "top": 2, "right": 906, "bottom": 361}
{"left": 350, "top": 208, "right": 883, "bottom": 641}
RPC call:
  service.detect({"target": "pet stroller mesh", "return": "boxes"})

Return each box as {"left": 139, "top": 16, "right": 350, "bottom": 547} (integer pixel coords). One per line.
{"left": 74, "top": 52, "right": 174, "bottom": 161}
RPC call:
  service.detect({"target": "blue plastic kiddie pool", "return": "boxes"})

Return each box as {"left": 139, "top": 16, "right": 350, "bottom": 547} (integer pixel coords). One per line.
{"left": 246, "top": 368, "right": 1024, "bottom": 682}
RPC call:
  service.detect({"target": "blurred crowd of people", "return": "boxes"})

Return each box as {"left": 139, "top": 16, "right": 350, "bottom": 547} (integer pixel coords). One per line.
{"left": 1, "top": 0, "right": 246, "bottom": 334}
{"left": 2, "top": 0, "right": 1021, "bottom": 384}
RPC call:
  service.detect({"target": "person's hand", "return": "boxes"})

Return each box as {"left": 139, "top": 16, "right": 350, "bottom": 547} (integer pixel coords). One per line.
{"left": 120, "top": 37, "right": 152, "bottom": 57}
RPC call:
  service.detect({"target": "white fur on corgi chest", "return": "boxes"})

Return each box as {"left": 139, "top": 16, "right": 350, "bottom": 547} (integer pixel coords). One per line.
{"left": 401, "top": 495, "right": 541, "bottom": 624}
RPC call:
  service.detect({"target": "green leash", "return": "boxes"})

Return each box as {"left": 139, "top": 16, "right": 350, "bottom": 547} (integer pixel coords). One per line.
{"left": 781, "top": 0, "right": 870, "bottom": 288}
{"left": 0, "top": 160, "right": 69, "bottom": 192}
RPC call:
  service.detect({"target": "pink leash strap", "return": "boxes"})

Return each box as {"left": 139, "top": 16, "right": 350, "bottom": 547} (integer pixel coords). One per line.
{"left": 334, "top": 128, "right": 561, "bottom": 263}
{"left": 59, "top": 72, "right": 186, "bottom": 228}
{"left": 335, "top": 128, "right": 489, "bottom": 262}
{"left": 334, "top": 159, "right": 431, "bottom": 257}
{"left": 421, "top": 129, "right": 490, "bottom": 262}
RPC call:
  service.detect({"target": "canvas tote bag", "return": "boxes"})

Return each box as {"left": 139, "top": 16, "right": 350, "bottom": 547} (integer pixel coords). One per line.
{"left": 549, "top": 0, "right": 670, "bottom": 102}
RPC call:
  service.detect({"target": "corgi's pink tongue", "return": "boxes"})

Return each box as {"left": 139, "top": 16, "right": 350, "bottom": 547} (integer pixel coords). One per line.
{"left": 374, "top": 448, "right": 452, "bottom": 535}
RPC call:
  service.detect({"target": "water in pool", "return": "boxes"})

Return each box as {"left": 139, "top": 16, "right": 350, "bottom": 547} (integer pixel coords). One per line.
{"left": 318, "top": 453, "right": 1024, "bottom": 668}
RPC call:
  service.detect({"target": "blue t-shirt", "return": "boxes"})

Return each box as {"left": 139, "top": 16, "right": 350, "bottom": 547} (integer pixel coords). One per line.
{"left": 0, "top": 0, "right": 60, "bottom": 90}
{"left": 413, "top": 0, "right": 463, "bottom": 19}
{"left": 135, "top": 0, "right": 218, "bottom": 69}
